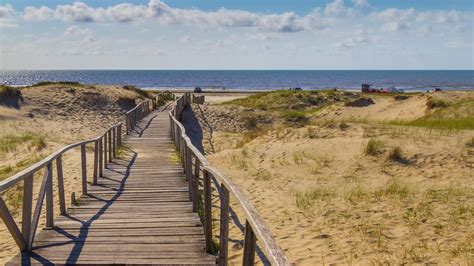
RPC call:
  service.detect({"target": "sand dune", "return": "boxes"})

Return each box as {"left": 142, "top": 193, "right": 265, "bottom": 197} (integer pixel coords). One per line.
{"left": 188, "top": 91, "right": 473, "bottom": 265}
{"left": 0, "top": 83, "right": 153, "bottom": 264}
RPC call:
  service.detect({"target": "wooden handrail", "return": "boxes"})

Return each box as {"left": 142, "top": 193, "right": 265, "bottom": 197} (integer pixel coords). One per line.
{"left": 169, "top": 93, "right": 290, "bottom": 266}
{"left": 1, "top": 96, "right": 157, "bottom": 252}
{"left": 125, "top": 98, "right": 154, "bottom": 135}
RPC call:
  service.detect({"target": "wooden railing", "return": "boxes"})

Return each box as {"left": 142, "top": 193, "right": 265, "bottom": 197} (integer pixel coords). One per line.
{"left": 169, "top": 93, "right": 291, "bottom": 266}
{"left": 0, "top": 98, "right": 156, "bottom": 252}
{"left": 125, "top": 99, "right": 155, "bottom": 135}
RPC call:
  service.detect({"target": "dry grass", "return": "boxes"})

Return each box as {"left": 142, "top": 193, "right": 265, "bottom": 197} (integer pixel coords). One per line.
{"left": 365, "top": 139, "right": 385, "bottom": 156}
{"left": 0, "top": 132, "right": 47, "bottom": 156}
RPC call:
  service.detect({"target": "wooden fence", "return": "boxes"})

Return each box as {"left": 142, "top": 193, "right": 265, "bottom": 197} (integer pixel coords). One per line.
{"left": 169, "top": 93, "right": 291, "bottom": 266}
{"left": 125, "top": 99, "right": 154, "bottom": 135}
{"left": 0, "top": 98, "right": 155, "bottom": 252}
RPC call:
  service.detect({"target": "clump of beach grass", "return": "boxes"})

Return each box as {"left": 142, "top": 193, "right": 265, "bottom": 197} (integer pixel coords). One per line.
{"left": 0, "top": 132, "right": 47, "bottom": 155}
{"left": 365, "top": 139, "right": 385, "bottom": 156}
{"left": 296, "top": 188, "right": 333, "bottom": 211}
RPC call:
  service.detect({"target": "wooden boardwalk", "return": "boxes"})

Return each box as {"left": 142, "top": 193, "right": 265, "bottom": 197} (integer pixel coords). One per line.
{"left": 8, "top": 109, "right": 216, "bottom": 265}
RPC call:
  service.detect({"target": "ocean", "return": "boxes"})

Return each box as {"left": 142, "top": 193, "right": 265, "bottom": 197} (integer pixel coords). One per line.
{"left": 0, "top": 70, "right": 473, "bottom": 91}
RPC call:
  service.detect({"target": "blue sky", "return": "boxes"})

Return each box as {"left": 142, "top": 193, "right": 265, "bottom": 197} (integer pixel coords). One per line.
{"left": 0, "top": 0, "right": 473, "bottom": 69}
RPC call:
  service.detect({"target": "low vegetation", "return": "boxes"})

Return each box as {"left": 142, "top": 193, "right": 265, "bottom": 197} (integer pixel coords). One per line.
{"left": 426, "top": 98, "right": 451, "bottom": 109}
{"left": 156, "top": 90, "right": 175, "bottom": 106}
{"left": 123, "top": 85, "right": 152, "bottom": 98}
{"left": 0, "top": 132, "right": 47, "bottom": 155}
{"left": 365, "top": 139, "right": 385, "bottom": 156}
{"left": 223, "top": 90, "right": 352, "bottom": 111}
{"left": 31, "top": 81, "right": 84, "bottom": 87}
{"left": 0, "top": 85, "right": 20, "bottom": 96}
{"left": 391, "top": 97, "right": 474, "bottom": 130}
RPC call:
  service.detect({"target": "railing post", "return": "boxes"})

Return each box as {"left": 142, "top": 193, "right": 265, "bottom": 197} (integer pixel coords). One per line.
{"left": 93, "top": 140, "right": 99, "bottom": 185}
{"left": 22, "top": 175, "right": 33, "bottom": 249}
{"left": 192, "top": 158, "right": 200, "bottom": 213}
{"left": 108, "top": 130, "right": 112, "bottom": 163}
{"left": 203, "top": 170, "right": 213, "bottom": 253}
{"left": 104, "top": 133, "right": 108, "bottom": 168}
{"left": 99, "top": 137, "right": 103, "bottom": 177}
{"left": 112, "top": 127, "right": 116, "bottom": 159}
{"left": 242, "top": 220, "right": 256, "bottom": 266}
{"left": 126, "top": 115, "right": 130, "bottom": 135}
{"left": 219, "top": 185, "right": 230, "bottom": 266}
{"left": 117, "top": 124, "right": 122, "bottom": 147}
{"left": 81, "top": 144, "right": 87, "bottom": 195}
{"left": 186, "top": 148, "right": 192, "bottom": 199}
{"left": 45, "top": 163, "right": 54, "bottom": 229}
{"left": 56, "top": 155, "right": 66, "bottom": 215}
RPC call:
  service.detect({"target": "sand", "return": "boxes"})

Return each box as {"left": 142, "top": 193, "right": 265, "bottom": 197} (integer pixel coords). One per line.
{"left": 185, "top": 91, "right": 474, "bottom": 265}
{"left": 0, "top": 84, "right": 150, "bottom": 264}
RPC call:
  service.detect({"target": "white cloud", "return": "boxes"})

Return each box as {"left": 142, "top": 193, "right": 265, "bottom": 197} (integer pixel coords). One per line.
{"left": 12, "top": 0, "right": 331, "bottom": 33}
{"left": 337, "top": 29, "right": 369, "bottom": 48}
{"left": 352, "top": 0, "right": 370, "bottom": 9}
{"left": 179, "top": 35, "right": 191, "bottom": 44}
{"left": 0, "top": 3, "right": 17, "bottom": 27}
{"left": 23, "top": 6, "right": 53, "bottom": 21}
{"left": 64, "top": 25, "right": 93, "bottom": 36}
{"left": 54, "top": 2, "right": 99, "bottom": 22}
{"left": 324, "top": 0, "right": 354, "bottom": 17}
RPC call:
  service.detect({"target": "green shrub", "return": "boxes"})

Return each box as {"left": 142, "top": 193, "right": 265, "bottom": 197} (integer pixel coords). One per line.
{"left": 365, "top": 139, "right": 385, "bottom": 156}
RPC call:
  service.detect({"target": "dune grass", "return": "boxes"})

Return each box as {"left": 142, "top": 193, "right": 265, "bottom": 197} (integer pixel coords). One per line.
{"left": 31, "top": 81, "right": 84, "bottom": 87}
{"left": 0, "top": 154, "right": 47, "bottom": 181}
{"left": 390, "top": 98, "right": 474, "bottom": 130}
{"left": 295, "top": 188, "right": 334, "bottom": 210}
{"left": 365, "top": 139, "right": 385, "bottom": 156}
{"left": 0, "top": 132, "right": 47, "bottom": 155}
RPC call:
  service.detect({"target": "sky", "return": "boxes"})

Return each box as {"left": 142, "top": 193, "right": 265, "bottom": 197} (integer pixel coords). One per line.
{"left": 0, "top": 0, "right": 473, "bottom": 70}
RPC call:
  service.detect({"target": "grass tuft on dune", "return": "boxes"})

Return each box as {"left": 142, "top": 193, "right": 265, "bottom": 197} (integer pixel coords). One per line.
{"left": 0, "top": 132, "right": 47, "bottom": 155}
